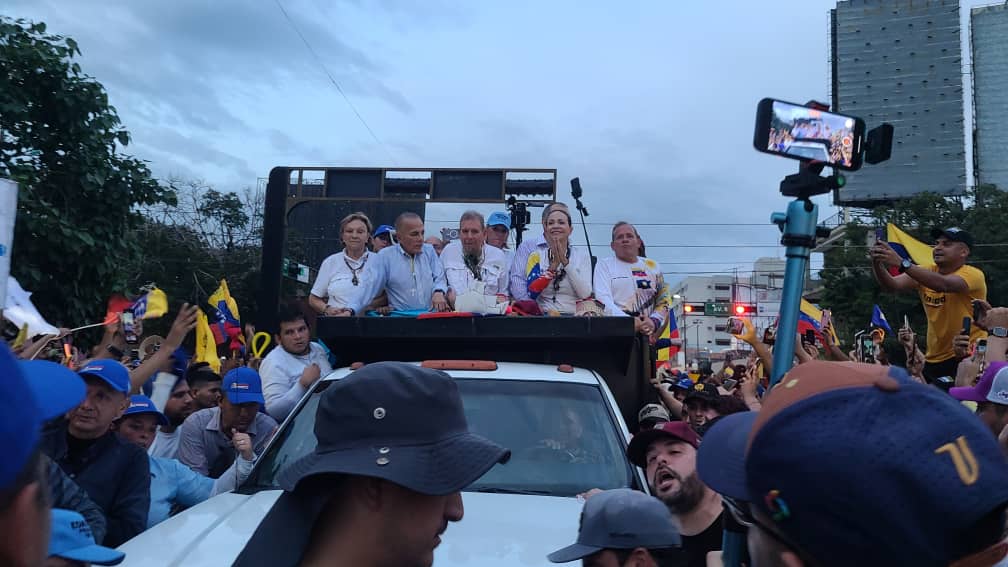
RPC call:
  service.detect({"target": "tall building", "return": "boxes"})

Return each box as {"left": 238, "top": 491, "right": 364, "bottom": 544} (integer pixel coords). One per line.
{"left": 971, "top": 3, "right": 1008, "bottom": 190}
{"left": 670, "top": 276, "right": 737, "bottom": 361}
{"left": 830, "top": 0, "right": 966, "bottom": 206}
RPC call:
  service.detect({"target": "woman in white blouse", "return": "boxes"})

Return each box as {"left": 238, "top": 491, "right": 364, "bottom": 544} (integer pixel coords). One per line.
{"left": 524, "top": 206, "right": 592, "bottom": 314}
{"left": 309, "top": 212, "right": 385, "bottom": 316}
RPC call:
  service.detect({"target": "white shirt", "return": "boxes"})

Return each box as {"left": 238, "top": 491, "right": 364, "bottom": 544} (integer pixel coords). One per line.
{"left": 148, "top": 429, "right": 180, "bottom": 459}
{"left": 310, "top": 250, "right": 375, "bottom": 309}
{"left": 593, "top": 256, "right": 668, "bottom": 325}
{"left": 527, "top": 242, "right": 593, "bottom": 315}
{"left": 260, "top": 342, "right": 333, "bottom": 421}
{"left": 441, "top": 241, "right": 509, "bottom": 297}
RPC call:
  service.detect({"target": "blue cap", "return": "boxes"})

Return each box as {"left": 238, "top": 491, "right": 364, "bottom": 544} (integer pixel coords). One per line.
{"left": 1, "top": 344, "right": 85, "bottom": 489}
{"left": 487, "top": 211, "right": 511, "bottom": 228}
{"left": 674, "top": 377, "right": 694, "bottom": 390}
{"left": 547, "top": 488, "right": 681, "bottom": 562}
{"left": 49, "top": 508, "right": 125, "bottom": 565}
{"left": 373, "top": 224, "right": 394, "bottom": 237}
{"left": 223, "top": 367, "right": 266, "bottom": 405}
{"left": 122, "top": 395, "right": 168, "bottom": 426}
{"left": 697, "top": 361, "right": 1008, "bottom": 566}
{"left": 77, "top": 359, "right": 130, "bottom": 393}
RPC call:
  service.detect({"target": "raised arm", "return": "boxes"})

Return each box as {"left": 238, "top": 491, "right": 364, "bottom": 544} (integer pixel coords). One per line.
{"left": 130, "top": 304, "right": 198, "bottom": 393}
{"left": 869, "top": 242, "right": 921, "bottom": 293}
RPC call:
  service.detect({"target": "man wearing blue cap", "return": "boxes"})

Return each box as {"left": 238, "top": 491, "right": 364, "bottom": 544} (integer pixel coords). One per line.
{"left": 697, "top": 361, "right": 1008, "bottom": 567}
{"left": 114, "top": 395, "right": 255, "bottom": 528}
{"left": 0, "top": 343, "right": 85, "bottom": 567}
{"left": 372, "top": 223, "right": 396, "bottom": 252}
{"left": 178, "top": 367, "right": 277, "bottom": 478}
{"left": 547, "top": 488, "right": 684, "bottom": 566}
{"left": 233, "top": 361, "right": 510, "bottom": 567}
{"left": 47, "top": 508, "right": 124, "bottom": 566}
{"left": 40, "top": 359, "right": 150, "bottom": 547}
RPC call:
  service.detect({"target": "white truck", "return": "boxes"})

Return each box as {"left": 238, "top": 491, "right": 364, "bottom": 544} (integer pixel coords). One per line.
{"left": 118, "top": 318, "right": 655, "bottom": 566}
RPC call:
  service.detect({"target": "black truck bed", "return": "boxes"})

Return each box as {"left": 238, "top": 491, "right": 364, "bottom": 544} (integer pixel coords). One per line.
{"left": 314, "top": 316, "right": 655, "bottom": 429}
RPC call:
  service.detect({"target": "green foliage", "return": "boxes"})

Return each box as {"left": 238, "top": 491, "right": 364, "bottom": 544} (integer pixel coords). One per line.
{"left": 819, "top": 185, "right": 1006, "bottom": 348}
{"left": 1, "top": 17, "right": 173, "bottom": 325}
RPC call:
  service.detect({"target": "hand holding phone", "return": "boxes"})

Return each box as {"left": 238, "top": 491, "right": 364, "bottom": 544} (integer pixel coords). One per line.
{"left": 120, "top": 310, "right": 138, "bottom": 344}
{"left": 722, "top": 378, "right": 738, "bottom": 391}
{"left": 962, "top": 316, "right": 972, "bottom": 337}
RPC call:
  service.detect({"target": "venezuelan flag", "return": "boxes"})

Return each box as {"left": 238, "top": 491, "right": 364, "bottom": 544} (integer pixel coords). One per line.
{"left": 657, "top": 310, "right": 680, "bottom": 362}
{"left": 208, "top": 279, "right": 243, "bottom": 349}
{"left": 886, "top": 223, "right": 932, "bottom": 266}
{"left": 799, "top": 299, "right": 839, "bottom": 344}
{"left": 132, "top": 288, "right": 168, "bottom": 320}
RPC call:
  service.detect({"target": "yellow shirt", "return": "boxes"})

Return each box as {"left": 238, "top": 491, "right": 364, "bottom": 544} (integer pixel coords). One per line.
{"left": 918, "top": 263, "right": 987, "bottom": 363}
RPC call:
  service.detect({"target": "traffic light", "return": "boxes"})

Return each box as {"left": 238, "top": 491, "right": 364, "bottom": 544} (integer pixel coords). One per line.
{"left": 683, "top": 303, "right": 705, "bottom": 314}
{"left": 733, "top": 303, "right": 756, "bottom": 316}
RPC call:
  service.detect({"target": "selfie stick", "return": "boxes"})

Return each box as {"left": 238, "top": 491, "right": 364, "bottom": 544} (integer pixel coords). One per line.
{"left": 769, "top": 160, "right": 842, "bottom": 388}
{"left": 767, "top": 102, "right": 844, "bottom": 388}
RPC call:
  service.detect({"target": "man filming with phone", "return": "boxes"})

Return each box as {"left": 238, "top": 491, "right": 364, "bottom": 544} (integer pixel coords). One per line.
{"left": 870, "top": 227, "right": 987, "bottom": 383}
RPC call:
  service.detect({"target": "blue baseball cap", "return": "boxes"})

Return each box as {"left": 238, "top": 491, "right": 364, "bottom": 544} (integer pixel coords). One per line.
{"left": 697, "top": 361, "right": 1008, "bottom": 566}
{"left": 122, "top": 395, "right": 168, "bottom": 426}
{"left": 49, "top": 508, "right": 125, "bottom": 565}
{"left": 1, "top": 343, "right": 85, "bottom": 489}
{"left": 223, "top": 367, "right": 266, "bottom": 405}
{"left": 373, "top": 224, "right": 395, "bottom": 238}
{"left": 77, "top": 359, "right": 130, "bottom": 393}
{"left": 547, "top": 488, "right": 681, "bottom": 562}
{"left": 487, "top": 211, "right": 511, "bottom": 228}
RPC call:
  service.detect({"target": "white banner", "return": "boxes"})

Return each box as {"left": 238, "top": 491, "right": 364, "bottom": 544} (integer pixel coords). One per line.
{"left": 4, "top": 276, "right": 59, "bottom": 337}
{"left": 0, "top": 179, "right": 17, "bottom": 308}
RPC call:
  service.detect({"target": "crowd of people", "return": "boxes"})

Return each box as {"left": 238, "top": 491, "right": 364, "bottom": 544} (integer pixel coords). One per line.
{"left": 4, "top": 206, "right": 1008, "bottom": 567}
{"left": 308, "top": 203, "right": 671, "bottom": 333}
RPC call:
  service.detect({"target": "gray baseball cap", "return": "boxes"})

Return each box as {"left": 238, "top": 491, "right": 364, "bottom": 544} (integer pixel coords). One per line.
{"left": 546, "top": 488, "right": 682, "bottom": 563}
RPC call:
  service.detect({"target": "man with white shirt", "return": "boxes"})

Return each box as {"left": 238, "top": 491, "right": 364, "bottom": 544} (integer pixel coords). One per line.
{"left": 594, "top": 222, "right": 670, "bottom": 336}
{"left": 259, "top": 304, "right": 333, "bottom": 421}
{"left": 442, "top": 210, "right": 509, "bottom": 310}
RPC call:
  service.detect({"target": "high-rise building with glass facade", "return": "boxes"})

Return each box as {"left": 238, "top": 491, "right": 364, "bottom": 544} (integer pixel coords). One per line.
{"left": 971, "top": 3, "right": 1008, "bottom": 190}
{"left": 830, "top": 0, "right": 965, "bottom": 206}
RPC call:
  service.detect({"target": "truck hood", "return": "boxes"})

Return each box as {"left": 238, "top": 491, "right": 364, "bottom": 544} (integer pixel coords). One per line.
{"left": 118, "top": 490, "right": 583, "bottom": 567}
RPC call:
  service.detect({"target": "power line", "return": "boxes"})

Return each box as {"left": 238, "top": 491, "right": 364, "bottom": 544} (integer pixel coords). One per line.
{"left": 273, "top": 0, "right": 397, "bottom": 164}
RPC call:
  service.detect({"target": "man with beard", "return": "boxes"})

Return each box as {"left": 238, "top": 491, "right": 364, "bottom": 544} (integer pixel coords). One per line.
{"left": 178, "top": 368, "right": 277, "bottom": 478}
{"left": 260, "top": 305, "right": 333, "bottom": 421}
{"left": 146, "top": 376, "right": 194, "bottom": 459}
{"left": 441, "top": 210, "right": 509, "bottom": 309}
{"left": 871, "top": 227, "right": 987, "bottom": 382}
{"left": 626, "top": 421, "right": 725, "bottom": 567}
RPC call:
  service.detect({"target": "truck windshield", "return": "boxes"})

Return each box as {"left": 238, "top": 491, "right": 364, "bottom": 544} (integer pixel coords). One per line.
{"left": 249, "top": 378, "right": 635, "bottom": 496}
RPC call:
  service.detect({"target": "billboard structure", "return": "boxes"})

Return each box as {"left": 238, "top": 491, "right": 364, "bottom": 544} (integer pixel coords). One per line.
{"left": 971, "top": 3, "right": 1008, "bottom": 190}
{"left": 830, "top": 0, "right": 966, "bottom": 206}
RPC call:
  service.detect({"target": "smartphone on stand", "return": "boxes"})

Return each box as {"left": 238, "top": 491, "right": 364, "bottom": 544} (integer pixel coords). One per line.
{"left": 753, "top": 98, "right": 866, "bottom": 170}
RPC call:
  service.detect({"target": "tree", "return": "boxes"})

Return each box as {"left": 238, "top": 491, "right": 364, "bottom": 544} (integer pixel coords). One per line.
{"left": 1, "top": 18, "right": 174, "bottom": 325}
{"left": 819, "top": 185, "right": 1006, "bottom": 352}
{"left": 126, "top": 179, "right": 264, "bottom": 331}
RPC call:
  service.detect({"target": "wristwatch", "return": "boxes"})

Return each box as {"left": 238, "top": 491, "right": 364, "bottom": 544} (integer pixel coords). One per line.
{"left": 990, "top": 327, "right": 1008, "bottom": 338}
{"left": 898, "top": 258, "right": 914, "bottom": 273}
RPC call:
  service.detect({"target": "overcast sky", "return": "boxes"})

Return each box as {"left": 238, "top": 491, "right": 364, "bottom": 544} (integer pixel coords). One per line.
{"left": 7, "top": 0, "right": 993, "bottom": 284}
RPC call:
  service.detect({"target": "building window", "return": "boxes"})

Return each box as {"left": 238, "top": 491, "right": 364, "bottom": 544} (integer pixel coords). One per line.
{"left": 715, "top": 339, "right": 732, "bottom": 346}
{"left": 714, "top": 284, "right": 731, "bottom": 291}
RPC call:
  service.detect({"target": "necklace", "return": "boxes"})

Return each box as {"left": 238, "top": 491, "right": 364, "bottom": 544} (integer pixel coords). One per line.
{"left": 344, "top": 252, "right": 367, "bottom": 286}
{"left": 548, "top": 245, "right": 570, "bottom": 291}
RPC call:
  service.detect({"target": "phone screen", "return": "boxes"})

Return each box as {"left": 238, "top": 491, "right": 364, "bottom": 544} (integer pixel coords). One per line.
{"left": 755, "top": 98, "right": 864, "bottom": 170}
{"left": 723, "top": 378, "right": 738, "bottom": 390}
{"left": 121, "top": 311, "right": 138, "bottom": 344}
